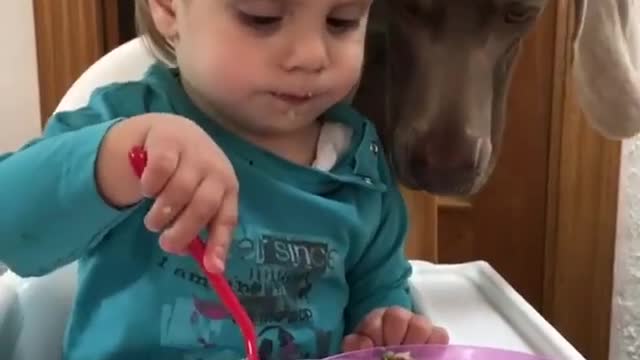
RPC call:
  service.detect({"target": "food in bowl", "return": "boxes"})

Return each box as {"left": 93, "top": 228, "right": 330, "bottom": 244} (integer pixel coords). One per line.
{"left": 322, "top": 344, "right": 551, "bottom": 360}
{"left": 382, "top": 351, "right": 414, "bottom": 360}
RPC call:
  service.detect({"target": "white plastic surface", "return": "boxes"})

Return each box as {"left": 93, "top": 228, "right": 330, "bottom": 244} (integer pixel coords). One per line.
{"left": 0, "top": 263, "right": 78, "bottom": 360}
{"left": 0, "top": 273, "right": 19, "bottom": 353}
{"left": 408, "top": 260, "right": 585, "bottom": 360}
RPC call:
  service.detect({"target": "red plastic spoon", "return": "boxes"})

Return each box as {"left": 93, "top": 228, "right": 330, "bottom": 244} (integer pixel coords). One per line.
{"left": 128, "top": 146, "right": 258, "bottom": 360}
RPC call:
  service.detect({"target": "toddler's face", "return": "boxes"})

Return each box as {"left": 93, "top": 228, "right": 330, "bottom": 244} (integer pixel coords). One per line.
{"left": 156, "top": 0, "right": 371, "bottom": 136}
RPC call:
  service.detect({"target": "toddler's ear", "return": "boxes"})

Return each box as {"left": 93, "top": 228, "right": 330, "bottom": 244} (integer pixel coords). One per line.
{"left": 148, "top": 0, "right": 179, "bottom": 39}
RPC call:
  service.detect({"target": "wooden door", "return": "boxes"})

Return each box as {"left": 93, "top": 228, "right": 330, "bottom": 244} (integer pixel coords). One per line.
{"left": 32, "top": 0, "right": 106, "bottom": 122}
{"left": 32, "top": 1, "right": 618, "bottom": 359}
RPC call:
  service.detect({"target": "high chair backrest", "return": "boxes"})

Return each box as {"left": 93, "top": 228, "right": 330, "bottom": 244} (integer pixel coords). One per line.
{"left": 56, "top": 37, "right": 158, "bottom": 113}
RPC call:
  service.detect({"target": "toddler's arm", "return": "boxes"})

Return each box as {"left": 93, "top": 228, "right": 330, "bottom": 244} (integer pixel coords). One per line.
{"left": 0, "top": 87, "right": 142, "bottom": 277}
{"left": 344, "top": 184, "right": 415, "bottom": 333}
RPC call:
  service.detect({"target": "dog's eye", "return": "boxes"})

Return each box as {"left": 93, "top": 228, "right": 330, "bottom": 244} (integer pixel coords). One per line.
{"left": 402, "top": 1, "right": 420, "bottom": 17}
{"left": 400, "top": 0, "right": 440, "bottom": 25}
{"left": 402, "top": 0, "right": 433, "bottom": 18}
{"left": 503, "top": 4, "right": 537, "bottom": 24}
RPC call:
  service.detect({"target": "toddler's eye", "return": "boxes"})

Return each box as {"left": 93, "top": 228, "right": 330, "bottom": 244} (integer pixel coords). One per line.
{"left": 327, "top": 18, "right": 361, "bottom": 33}
{"left": 237, "top": 11, "right": 282, "bottom": 29}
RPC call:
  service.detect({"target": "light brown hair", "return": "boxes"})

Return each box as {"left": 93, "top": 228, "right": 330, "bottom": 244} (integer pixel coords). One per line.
{"left": 135, "top": 0, "right": 176, "bottom": 63}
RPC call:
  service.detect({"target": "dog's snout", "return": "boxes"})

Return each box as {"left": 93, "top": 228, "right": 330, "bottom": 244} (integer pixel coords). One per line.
{"left": 408, "top": 126, "right": 491, "bottom": 195}
{"left": 414, "top": 126, "right": 478, "bottom": 170}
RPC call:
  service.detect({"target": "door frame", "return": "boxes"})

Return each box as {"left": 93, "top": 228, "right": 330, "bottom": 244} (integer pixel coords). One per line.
{"left": 544, "top": 1, "right": 618, "bottom": 359}
{"left": 31, "top": 1, "right": 618, "bottom": 358}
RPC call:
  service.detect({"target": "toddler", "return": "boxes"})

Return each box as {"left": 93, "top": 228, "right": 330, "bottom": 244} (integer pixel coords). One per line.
{"left": 0, "top": 0, "right": 448, "bottom": 359}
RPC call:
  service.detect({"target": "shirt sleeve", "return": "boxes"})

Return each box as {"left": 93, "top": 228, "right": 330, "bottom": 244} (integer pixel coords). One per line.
{"left": 344, "top": 184, "right": 415, "bottom": 333}
{"left": 0, "top": 87, "right": 139, "bottom": 277}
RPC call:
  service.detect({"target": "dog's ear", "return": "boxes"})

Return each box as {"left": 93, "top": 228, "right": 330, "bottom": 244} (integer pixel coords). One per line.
{"left": 569, "top": 0, "right": 587, "bottom": 65}
{"left": 572, "top": 0, "right": 587, "bottom": 44}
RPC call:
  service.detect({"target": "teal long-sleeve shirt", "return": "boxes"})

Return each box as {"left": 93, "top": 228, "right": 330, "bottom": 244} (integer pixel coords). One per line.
{"left": 0, "top": 63, "right": 414, "bottom": 360}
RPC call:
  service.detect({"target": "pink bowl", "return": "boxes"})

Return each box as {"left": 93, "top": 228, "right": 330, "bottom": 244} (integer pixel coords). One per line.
{"left": 322, "top": 345, "right": 550, "bottom": 360}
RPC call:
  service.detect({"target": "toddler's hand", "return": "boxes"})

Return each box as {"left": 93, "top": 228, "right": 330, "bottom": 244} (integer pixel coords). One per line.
{"left": 342, "top": 307, "right": 449, "bottom": 352}
{"left": 98, "top": 113, "right": 238, "bottom": 273}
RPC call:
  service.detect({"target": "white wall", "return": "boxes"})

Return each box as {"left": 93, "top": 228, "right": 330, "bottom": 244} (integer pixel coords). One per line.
{"left": 608, "top": 2, "right": 640, "bottom": 358}
{"left": 611, "top": 139, "right": 640, "bottom": 360}
{"left": 0, "top": 1, "right": 41, "bottom": 153}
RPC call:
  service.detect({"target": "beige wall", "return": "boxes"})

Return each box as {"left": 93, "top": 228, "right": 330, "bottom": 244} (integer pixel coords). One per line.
{"left": 0, "top": 1, "right": 41, "bottom": 153}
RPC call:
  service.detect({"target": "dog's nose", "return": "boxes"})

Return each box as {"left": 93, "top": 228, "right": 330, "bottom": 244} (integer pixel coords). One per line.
{"left": 409, "top": 127, "right": 488, "bottom": 195}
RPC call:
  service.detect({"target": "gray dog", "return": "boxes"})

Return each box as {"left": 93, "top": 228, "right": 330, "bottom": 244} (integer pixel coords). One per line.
{"left": 353, "top": 0, "right": 551, "bottom": 196}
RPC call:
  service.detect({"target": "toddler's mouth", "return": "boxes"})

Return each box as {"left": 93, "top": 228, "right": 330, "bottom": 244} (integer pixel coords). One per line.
{"left": 270, "top": 91, "right": 315, "bottom": 105}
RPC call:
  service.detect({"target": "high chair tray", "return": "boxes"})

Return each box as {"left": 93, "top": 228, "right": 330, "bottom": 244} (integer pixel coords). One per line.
{"left": 408, "top": 260, "right": 585, "bottom": 360}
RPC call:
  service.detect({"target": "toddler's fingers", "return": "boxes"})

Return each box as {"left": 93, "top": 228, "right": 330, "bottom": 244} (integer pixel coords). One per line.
{"left": 381, "top": 307, "right": 412, "bottom": 346}
{"left": 402, "top": 315, "right": 433, "bottom": 345}
{"left": 205, "top": 184, "right": 238, "bottom": 273}
{"left": 427, "top": 326, "right": 450, "bottom": 345}
{"left": 158, "top": 180, "right": 224, "bottom": 254}
{"left": 355, "top": 308, "right": 384, "bottom": 346}
{"left": 342, "top": 334, "right": 374, "bottom": 353}
{"left": 140, "top": 138, "right": 180, "bottom": 198}
{"left": 145, "top": 161, "right": 201, "bottom": 233}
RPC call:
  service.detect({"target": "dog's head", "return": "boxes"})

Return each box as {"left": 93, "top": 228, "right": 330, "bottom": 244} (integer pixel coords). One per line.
{"left": 356, "top": 0, "right": 550, "bottom": 196}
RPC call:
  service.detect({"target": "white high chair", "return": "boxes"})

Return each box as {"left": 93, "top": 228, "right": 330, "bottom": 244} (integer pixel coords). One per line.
{"left": 0, "top": 38, "right": 585, "bottom": 360}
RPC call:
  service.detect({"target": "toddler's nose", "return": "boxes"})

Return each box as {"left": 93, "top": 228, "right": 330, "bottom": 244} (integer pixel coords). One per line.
{"left": 282, "top": 32, "right": 329, "bottom": 73}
